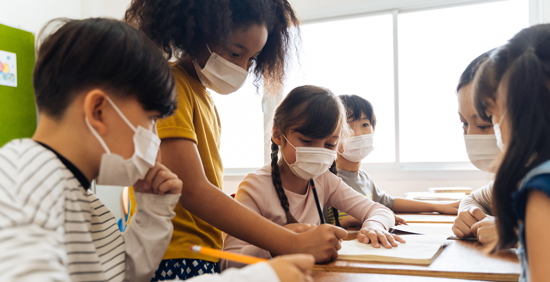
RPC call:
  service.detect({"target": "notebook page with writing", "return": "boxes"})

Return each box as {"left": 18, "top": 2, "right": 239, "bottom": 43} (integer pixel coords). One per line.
{"left": 338, "top": 235, "right": 448, "bottom": 265}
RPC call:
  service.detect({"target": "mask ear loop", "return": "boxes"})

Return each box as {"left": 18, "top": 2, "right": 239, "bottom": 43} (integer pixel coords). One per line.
{"left": 282, "top": 135, "right": 297, "bottom": 149}
{"left": 85, "top": 117, "right": 111, "bottom": 154}
{"left": 104, "top": 96, "right": 137, "bottom": 132}
{"left": 280, "top": 135, "right": 297, "bottom": 165}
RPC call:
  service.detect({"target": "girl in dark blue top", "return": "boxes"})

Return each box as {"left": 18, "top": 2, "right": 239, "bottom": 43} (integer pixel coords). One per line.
{"left": 473, "top": 23, "right": 550, "bottom": 282}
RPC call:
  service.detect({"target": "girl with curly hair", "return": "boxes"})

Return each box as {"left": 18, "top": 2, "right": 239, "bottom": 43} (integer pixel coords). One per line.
{"left": 125, "top": 0, "right": 347, "bottom": 280}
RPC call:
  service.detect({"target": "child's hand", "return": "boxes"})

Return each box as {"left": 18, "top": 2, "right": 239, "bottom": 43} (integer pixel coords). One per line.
{"left": 434, "top": 200, "right": 460, "bottom": 215}
{"left": 284, "top": 223, "right": 316, "bottom": 234}
{"left": 293, "top": 224, "right": 347, "bottom": 263}
{"left": 394, "top": 215, "right": 408, "bottom": 225}
{"left": 471, "top": 215, "right": 498, "bottom": 246}
{"left": 452, "top": 207, "right": 486, "bottom": 238}
{"left": 269, "top": 254, "right": 314, "bottom": 282}
{"left": 133, "top": 162, "right": 182, "bottom": 195}
{"left": 358, "top": 221, "right": 405, "bottom": 248}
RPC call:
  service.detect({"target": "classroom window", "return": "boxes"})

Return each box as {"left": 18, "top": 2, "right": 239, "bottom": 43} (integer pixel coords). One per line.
{"left": 398, "top": 0, "right": 529, "bottom": 163}
{"left": 216, "top": 0, "right": 529, "bottom": 170}
{"left": 211, "top": 80, "right": 265, "bottom": 168}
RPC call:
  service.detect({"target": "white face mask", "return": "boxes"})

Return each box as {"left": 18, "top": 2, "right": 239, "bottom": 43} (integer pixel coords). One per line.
{"left": 193, "top": 45, "right": 248, "bottom": 94}
{"left": 86, "top": 96, "right": 161, "bottom": 186}
{"left": 493, "top": 112, "right": 507, "bottom": 152}
{"left": 339, "top": 134, "right": 374, "bottom": 162}
{"left": 281, "top": 135, "right": 336, "bottom": 180}
{"left": 464, "top": 134, "right": 499, "bottom": 172}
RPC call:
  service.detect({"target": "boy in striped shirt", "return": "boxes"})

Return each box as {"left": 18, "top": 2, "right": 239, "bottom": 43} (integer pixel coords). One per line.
{"left": 0, "top": 18, "right": 314, "bottom": 282}
{"left": 0, "top": 18, "right": 183, "bottom": 281}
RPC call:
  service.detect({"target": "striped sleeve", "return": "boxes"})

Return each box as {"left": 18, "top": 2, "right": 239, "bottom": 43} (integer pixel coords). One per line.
{"left": 0, "top": 140, "right": 71, "bottom": 281}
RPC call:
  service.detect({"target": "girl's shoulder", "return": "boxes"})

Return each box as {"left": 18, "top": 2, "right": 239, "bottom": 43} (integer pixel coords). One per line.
{"left": 316, "top": 170, "right": 344, "bottom": 189}
{"left": 238, "top": 165, "right": 273, "bottom": 192}
{"left": 513, "top": 161, "right": 550, "bottom": 221}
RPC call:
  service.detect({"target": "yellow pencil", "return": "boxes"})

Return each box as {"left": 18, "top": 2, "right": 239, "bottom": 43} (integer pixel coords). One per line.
{"left": 190, "top": 245, "right": 326, "bottom": 272}
{"left": 190, "top": 245, "right": 268, "bottom": 265}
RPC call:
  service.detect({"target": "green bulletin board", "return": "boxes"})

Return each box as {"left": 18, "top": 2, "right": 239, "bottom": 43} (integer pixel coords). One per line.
{"left": 0, "top": 23, "right": 36, "bottom": 146}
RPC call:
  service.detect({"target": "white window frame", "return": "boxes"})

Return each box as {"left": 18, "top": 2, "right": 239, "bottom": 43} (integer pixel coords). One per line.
{"left": 223, "top": 0, "right": 548, "bottom": 180}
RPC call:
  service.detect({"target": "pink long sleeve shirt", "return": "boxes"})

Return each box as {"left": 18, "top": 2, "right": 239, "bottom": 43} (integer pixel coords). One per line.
{"left": 221, "top": 164, "right": 395, "bottom": 270}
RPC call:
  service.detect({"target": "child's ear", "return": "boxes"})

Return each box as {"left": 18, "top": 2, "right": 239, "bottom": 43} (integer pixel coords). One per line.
{"left": 83, "top": 89, "right": 109, "bottom": 136}
{"left": 272, "top": 126, "right": 283, "bottom": 146}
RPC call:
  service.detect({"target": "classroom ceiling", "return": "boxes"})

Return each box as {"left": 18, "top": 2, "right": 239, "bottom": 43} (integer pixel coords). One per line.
{"left": 289, "top": 0, "right": 493, "bottom": 21}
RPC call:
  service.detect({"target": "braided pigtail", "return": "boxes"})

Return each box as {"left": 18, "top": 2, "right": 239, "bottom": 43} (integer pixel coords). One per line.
{"left": 329, "top": 161, "right": 341, "bottom": 227}
{"left": 271, "top": 140, "right": 299, "bottom": 224}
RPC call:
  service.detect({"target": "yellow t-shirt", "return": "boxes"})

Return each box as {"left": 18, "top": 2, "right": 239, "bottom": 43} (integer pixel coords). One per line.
{"left": 129, "top": 63, "right": 223, "bottom": 262}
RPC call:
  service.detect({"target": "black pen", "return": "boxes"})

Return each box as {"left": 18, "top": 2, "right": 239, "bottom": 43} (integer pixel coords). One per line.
{"left": 309, "top": 178, "right": 325, "bottom": 224}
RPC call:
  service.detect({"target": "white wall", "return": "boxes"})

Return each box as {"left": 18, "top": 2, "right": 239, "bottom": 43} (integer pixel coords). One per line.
{"left": 0, "top": 0, "right": 130, "bottom": 34}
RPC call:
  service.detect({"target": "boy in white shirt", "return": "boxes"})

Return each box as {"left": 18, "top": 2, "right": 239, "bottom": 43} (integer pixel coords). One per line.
{"left": 0, "top": 18, "right": 313, "bottom": 282}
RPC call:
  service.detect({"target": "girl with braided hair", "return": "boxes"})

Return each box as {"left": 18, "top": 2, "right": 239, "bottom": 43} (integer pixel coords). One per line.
{"left": 222, "top": 85, "right": 403, "bottom": 270}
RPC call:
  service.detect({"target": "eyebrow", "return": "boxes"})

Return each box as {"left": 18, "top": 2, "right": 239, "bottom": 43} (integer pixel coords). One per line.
{"left": 231, "top": 43, "right": 261, "bottom": 56}
{"left": 231, "top": 43, "right": 248, "bottom": 52}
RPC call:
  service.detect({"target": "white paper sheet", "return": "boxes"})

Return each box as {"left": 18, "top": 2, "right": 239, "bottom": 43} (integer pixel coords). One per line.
{"left": 0, "top": 50, "right": 17, "bottom": 87}
{"left": 338, "top": 235, "right": 448, "bottom": 264}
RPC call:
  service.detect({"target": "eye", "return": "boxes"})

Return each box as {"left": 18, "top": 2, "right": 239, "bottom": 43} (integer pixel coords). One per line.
{"left": 299, "top": 138, "right": 312, "bottom": 144}
{"left": 461, "top": 122, "right": 468, "bottom": 127}
{"left": 478, "top": 125, "right": 492, "bottom": 130}
{"left": 231, "top": 52, "right": 240, "bottom": 57}
{"left": 362, "top": 123, "right": 370, "bottom": 128}
{"left": 326, "top": 143, "right": 337, "bottom": 149}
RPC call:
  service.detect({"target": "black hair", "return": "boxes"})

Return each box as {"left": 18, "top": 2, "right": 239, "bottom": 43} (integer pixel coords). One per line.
{"left": 457, "top": 50, "right": 493, "bottom": 92}
{"left": 125, "top": 0, "right": 299, "bottom": 89}
{"left": 34, "top": 18, "right": 176, "bottom": 119}
{"left": 271, "top": 85, "right": 348, "bottom": 224}
{"left": 473, "top": 24, "right": 550, "bottom": 251}
{"left": 339, "top": 94, "right": 377, "bottom": 129}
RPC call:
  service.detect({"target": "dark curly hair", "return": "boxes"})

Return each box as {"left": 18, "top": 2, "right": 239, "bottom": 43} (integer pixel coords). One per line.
{"left": 125, "top": 0, "right": 299, "bottom": 89}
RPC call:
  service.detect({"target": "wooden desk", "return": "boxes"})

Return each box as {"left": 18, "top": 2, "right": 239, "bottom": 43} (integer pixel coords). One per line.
{"left": 313, "top": 272, "right": 487, "bottom": 282}
{"left": 314, "top": 214, "right": 520, "bottom": 281}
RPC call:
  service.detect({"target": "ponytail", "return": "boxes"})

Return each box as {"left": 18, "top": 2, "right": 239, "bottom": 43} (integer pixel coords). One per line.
{"left": 271, "top": 140, "right": 299, "bottom": 224}
{"left": 471, "top": 24, "right": 550, "bottom": 251}
{"left": 329, "top": 161, "right": 341, "bottom": 227}
{"left": 493, "top": 44, "right": 550, "bottom": 250}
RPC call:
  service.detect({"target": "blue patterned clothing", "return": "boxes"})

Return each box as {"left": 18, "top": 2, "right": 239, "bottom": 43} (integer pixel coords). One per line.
{"left": 151, "top": 259, "right": 219, "bottom": 281}
{"left": 512, "top": 159, "right": 550, "bottom": 282}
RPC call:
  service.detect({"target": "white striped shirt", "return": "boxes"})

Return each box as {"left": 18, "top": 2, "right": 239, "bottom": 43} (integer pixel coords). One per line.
{"left": 0, "top": 139, "right": 180, "bottom": 282}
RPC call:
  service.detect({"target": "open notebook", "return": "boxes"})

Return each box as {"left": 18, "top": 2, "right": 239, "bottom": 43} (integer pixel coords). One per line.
{"left": 390, "top": 223, "right": 455, "bottom": 237}
{"left": 338, "top": 235, "right": 448, "bottom": 265}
